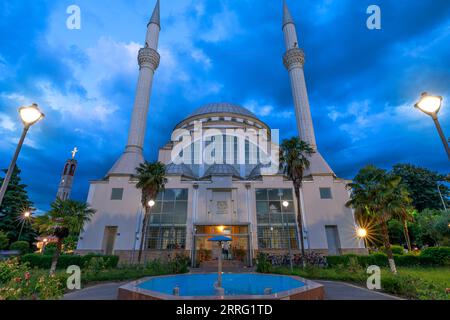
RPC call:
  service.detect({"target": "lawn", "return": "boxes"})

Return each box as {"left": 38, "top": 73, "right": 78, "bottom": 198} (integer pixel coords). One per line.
{"left": 268, "top": 266, "right": 450, "bottom": 300}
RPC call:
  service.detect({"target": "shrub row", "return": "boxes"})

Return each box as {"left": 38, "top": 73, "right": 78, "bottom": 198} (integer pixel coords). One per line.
{"left": 326, "top": 246, "right": 450, "bottom": 267}
{"left": 20, "top": 253, "right": 119, "bottom": 270}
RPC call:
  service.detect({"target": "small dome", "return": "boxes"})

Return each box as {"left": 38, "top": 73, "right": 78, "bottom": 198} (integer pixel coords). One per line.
{"left": 203, "top": 164, "right": 241, "bottom": 178}
{"left": 188, "top": 103, "right": 257, "bottom": 119}
{"left": 165, "top": 163, "right": 195, "bottom": 178}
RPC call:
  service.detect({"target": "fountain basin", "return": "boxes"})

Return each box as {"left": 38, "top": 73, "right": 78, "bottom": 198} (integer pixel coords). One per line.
{"left": 118, "top": 273, "right": 324, "bottom": 300}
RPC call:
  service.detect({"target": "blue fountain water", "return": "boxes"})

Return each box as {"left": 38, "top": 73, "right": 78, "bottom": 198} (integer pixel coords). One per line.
{"left": 137, "top": 273, "right": 305, "bottom": 296}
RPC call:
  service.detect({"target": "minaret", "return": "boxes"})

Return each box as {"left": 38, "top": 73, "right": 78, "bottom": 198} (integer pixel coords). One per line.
{"left": 282, "top": 0, "right": 317, "bottom": 150}
{"left": 108, "top": 0, "right": 161, "bottom": 175}
{"left": 57, "top": 147, "right": 78, "bottom": 200}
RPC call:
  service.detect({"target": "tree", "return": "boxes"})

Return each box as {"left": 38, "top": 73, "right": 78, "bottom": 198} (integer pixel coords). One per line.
{"left": 279, "top": 137, "right": 313, "bottom": 268}
{"left": 391, "top": 164, "right": 449, "bottom": 211}
{"left": 135, "top": 161, "right": 167, "bottom": 264}
{"left": 412, "top": 209, "right": 450, "bottom": 247}
{"left": 346, "top": 165, "right": 410, "bottom": 274}
{"left": 0, "top": 166, "right": 36, "bottom": 244}
{"left": 386, "top": 181, "right": 414, "bottom": 251}
{"left": 34, "top": 199, "right": 95, "bottom": 274}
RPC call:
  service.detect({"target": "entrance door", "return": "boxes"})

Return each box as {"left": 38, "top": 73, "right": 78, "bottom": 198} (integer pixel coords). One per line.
{"left": 102, "top": 226, "right": 118, "bottom": 255}
{"left": 193, "top": 225, "right": 250, "bottom": 267}
{"left": 325, "top": 225, "right": 341, "bottom": 255}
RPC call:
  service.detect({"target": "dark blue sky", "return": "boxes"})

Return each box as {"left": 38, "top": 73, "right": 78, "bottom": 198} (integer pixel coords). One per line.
{"left": 0, "top": 0, "right": 449, "bottom": 212}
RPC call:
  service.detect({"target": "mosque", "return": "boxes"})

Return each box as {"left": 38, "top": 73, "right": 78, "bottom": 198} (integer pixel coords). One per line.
{"left": 76, "top": 1, "right": 365, "bottom": 265}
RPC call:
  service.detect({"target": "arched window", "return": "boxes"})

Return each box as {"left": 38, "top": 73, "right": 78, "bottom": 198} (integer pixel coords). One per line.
{"left": 69, "top": 164, "right": 76, "bottom": 175}
{"left": 63, "top": 163, "right": 69, "bottom": 175}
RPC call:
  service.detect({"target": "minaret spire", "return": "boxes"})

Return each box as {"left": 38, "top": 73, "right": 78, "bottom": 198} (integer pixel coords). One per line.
{"left": 282, "top": 0, "right": 317, "bottom": 149}
{"left": 109, "top": 0, "right": 161, "bottom": 175}
{"left": 149, "top": 0, "right": 160, "bottom": 29}
{"left": 282, "top": 0, "right": 295, "bottom": 29}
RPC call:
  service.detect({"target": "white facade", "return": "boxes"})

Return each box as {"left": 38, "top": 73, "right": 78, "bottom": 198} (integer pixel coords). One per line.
{"left": 77, "top": 1, "right": 365, "bottom": 264}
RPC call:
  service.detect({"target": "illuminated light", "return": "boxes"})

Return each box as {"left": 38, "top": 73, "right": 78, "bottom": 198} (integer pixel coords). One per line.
{"left": 217, "top": 225, "right": 225, "bottom": 233}
{"left": 19, "top": 103, "right": 45, "bottom": 125}
{"left": 415, "top": 92, "right": 442, "bottom": 115}
{"left": 282, "top": 201, "right": 289, "bottom": 208}
{"left": 148, "top": 200, "right": 155, "bottom": 207}
{"left": 356, "top": 227, "right": 368, "bottom": 238}
{"left": 23, "top": 211, "right": 31, "bottom": 218}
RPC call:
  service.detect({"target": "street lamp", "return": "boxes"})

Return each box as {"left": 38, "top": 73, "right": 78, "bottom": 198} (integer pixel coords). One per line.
{"left": 356, "top": 227, "right": 368, "bottom": 248}
{"left": 282, "top": 200, "right": 294, "bottom": 272}
{"left": 356, "top": 227, "right": 368, "bottom": 239}
{"left": 414, "top": 92, "right": 450, "bottom": 159}
{"left": 18, "top": 211, "right": 32, "bottom": 241}
{"left": 0, "top": 103, "right": 45, "bottom": 206}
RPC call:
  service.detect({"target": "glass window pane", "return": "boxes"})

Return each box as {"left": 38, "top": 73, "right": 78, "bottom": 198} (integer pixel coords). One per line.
{"left": 320, "top": 188, "right": 332, "bottom": 199}
{"left": 255, "top": 189, "right": 267, "bottom": 200}
{"left": 175, "top": 189, "right": 188, "bottom": 200}
{"left": 281, "top": 201, "right": 294, "bottom": 213}
{"left": 163, "top": 189, "right": 176, "bottom": 201}
{"left": 279, "top": 189, "right": 293, "bottom": 200}
{"left": 162, "top": 201, "right": 174, "bottom": 213}
{"left": 174, "top": 201, "right": 187, "bottom": 214}
{"left": 256, "top": 201, "right": 268, "bottom": 214}
{"left": 268, "top": 201, "right": 281, "bottom": 213}
{"left": 268, "top": 189, "right": 281, "bottom": 200}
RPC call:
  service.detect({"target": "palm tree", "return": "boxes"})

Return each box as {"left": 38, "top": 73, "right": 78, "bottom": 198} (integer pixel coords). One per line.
{"left": 135, "top": 161, "right": 167, "bottom": 263}
{"left": 279, "top": 137, "right": 313, "bottom": 268}
{"left": 34, "top": 199, "right": 95, "bottom": 274}
{"left": 346, "top": 165, "right": 409, "bottom": 274}
{"left": 387, "top": 182, "right": 414, "bottom": 252}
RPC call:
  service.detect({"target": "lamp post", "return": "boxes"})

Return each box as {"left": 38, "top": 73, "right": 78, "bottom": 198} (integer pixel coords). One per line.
{"left": 0, "top": 104, "right": 45, "bottom": 207}
{"left": 137, "top": 199, "right": 155, "bottom": 263}
{"left": 356, "top": 227, "right": 368, "bottom": 248}
{"left": 282, "top": 200, "right": 294, "bottom": 272}
{"left": 18, "top": 211, "right": 32, "bottom": 241}
{"left": 414, "top": 92, "right": 450, "bottom": 160}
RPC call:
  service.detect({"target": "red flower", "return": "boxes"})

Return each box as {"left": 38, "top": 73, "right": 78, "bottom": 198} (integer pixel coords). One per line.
{"left": 15, "top": 277, "right": 22, "bottom": 283}
{"left": 24, "top": 272, "right": 31, "bottom": 280}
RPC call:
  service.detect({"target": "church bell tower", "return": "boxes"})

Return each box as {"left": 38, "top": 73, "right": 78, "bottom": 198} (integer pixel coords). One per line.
{"left": 56, "top": 147, "right": 78, "bottom": 200}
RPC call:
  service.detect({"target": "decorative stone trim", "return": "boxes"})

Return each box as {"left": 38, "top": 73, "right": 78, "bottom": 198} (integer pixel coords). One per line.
{"left": 283, "top": 47, "right": 305, "bottom": 70}
{"left": 138, "top": 47, "right": 160, "bottom": 70}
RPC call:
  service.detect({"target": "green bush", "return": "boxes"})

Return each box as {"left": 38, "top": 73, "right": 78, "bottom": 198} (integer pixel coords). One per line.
{"left": 256, "top": 253, "right": 272, "bottom": 273}
{"left": 394, "top": 254, "right": 426, "bottom": 267}
{"left": 9, "top": 241, "right": 30, "bottom": 255}
{"left": 166, "top": 254, "right": 191, "bottom": 274}
{"left": 43, "top": 243, "right": 57, "bottom": 256}
{"left": 21, "top": 253, "right": 119, "bottom": 270}
{"left": 420, "top": 247, "right": 450, "bottom": 265}
{"left": 383, "top": 245, "right": 404, "bottom": 255}
{"left": 0, "top": 231, "right": 9, "bottom": 250}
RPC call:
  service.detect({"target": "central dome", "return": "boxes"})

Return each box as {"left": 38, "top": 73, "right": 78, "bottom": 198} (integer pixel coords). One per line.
{"left": 188, "top": 103, "right": 257, "bottom": 118}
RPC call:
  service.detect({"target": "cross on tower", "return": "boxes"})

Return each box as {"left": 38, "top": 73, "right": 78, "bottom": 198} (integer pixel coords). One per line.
{"left": 71, "top": 147, "right": 78, "bottom": 159}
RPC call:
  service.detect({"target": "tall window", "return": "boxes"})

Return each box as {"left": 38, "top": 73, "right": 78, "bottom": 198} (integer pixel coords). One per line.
{"left": 146, "top": 189, "right": 188, "bottom": 250}
{"left": 256, "top": 189, "right": 298, "bottom": 249}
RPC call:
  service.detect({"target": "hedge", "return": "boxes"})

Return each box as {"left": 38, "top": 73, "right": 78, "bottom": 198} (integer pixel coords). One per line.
{"left": 20, "top": 253, "right": 119, "bottom": 269}
{"left": 9, "top": 241, "right": 30, "bottom": 255}
{"left": 326, "top": 247, "right": 450, "bottom": 267}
